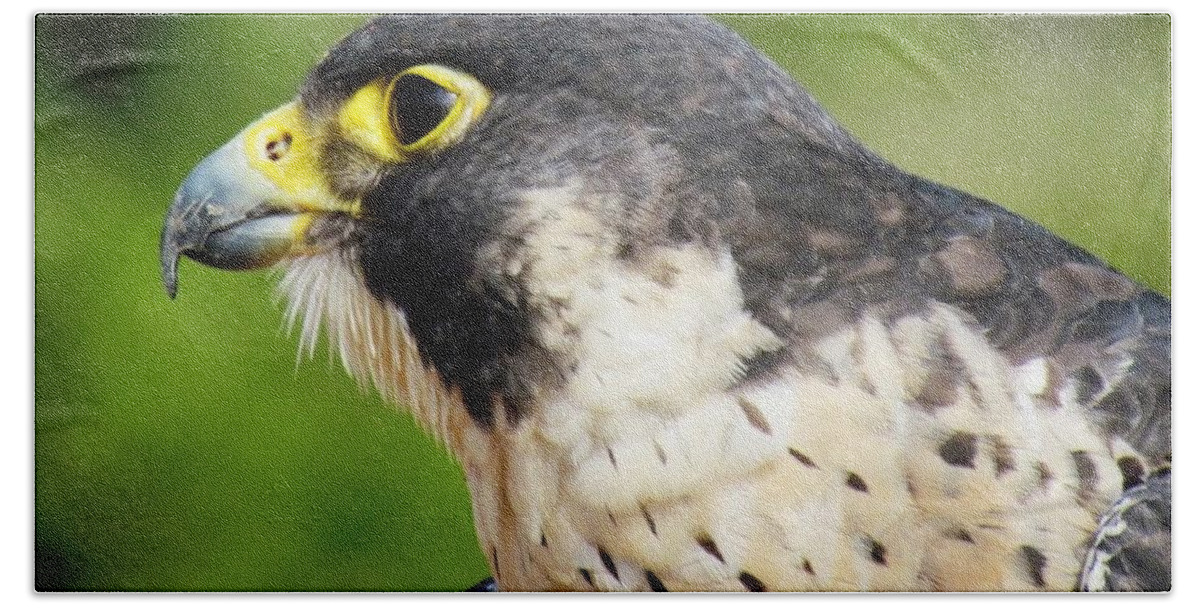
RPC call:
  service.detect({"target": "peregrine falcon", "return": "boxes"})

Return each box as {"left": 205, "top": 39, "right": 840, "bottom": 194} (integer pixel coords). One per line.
{"left": 159, "top": 15, "right": 1170, "bottom": 591}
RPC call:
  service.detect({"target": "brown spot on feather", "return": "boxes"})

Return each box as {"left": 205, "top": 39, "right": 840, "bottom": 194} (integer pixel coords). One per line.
{"left": 789, "top": 447, "right": 818, "bottom": 468}
{"left": 932, "top": 237, "right": 1008, "bottom": 296}
{"left": 912, "top": 336, "right": 966, "bottom": 412}
{"left": 913, "top": 367, "right": 958, "bottom": 411}
{"left": 738, "top": 571, "right": 767, "bottom": 591}
{"left": 1039, "top": 263, "right": 1137, "bottom": 313}
{"left": 696, "top": 534, "right": 725, "bottom": 563}
{"left": 648, "top": 261, "right": 680, "bottom": 288}
{"left": 598, "top": 546, "right": 619, "bottom": 580}
{"left": 1117, "top": 456, "right": 1146, "bottom": 491}
{"left": 806, "top": 226, "right": 859, "bottom": 256}
{"left": 846, "top": 472, "right": 869, "bottom": 492}
{"left": 842, "top": 257, "right": 898, "bottom": 283}
{"left": 1071, "top": 450, "right": 1098, "bottom": 503}
{"left": 990, "top": 436, "right": 1016, "bottom": 476}
{"left": 866, "top": 537, "right": 888, "bottom": 565}
{"left": 871, "top": 192, "right": 907, "bottom": 226}
{"left": 737, "top": 397, "right": 771, "bottom": 434}
{"left": 645, "top": 569, "right": 667, "bottom": 591}
{"left": 640, "top": 504, "right": 657, "bottom": 535}
{"left": 1020, "top": 545, "right": 1048, "bottom": 587}
{"left": 1035, "top": 462, "right": 1053, "bottom": 489}
{"left": 947, "top": 528, "right": 975, "bottom": 544}
{"left": 579, "top": 568, "right": 595, "bottom": 588}
{"left": 939, "top": 432, "right": 978, "bottom": 468}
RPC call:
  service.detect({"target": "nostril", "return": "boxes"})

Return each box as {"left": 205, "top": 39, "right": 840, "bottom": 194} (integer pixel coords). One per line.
{"left": 265, "top": 132, "right": 293, "bottom": 161}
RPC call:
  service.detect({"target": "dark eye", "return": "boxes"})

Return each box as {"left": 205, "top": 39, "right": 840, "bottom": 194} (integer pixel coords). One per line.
{"left": 389, "top": 73, "right": 459, "bottom": 146}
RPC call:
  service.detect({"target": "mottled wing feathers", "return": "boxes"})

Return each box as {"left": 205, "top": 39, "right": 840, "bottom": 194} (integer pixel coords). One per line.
{"left": 921, "top": 196, "right": 1172, "bottom": 469}
{"left": 1080, "top": 470, "right": 1171, "bottom": 591}
{"left": 724, "top": 158, "right": 1170, "bottom": 591}
{"left": 731, "top": 159, "right": 1170, "bottom": 469}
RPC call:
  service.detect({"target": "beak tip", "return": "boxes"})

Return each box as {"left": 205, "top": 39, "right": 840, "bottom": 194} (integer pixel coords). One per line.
{"left": 160, "top": 233, "right": 181, "bottom": 300}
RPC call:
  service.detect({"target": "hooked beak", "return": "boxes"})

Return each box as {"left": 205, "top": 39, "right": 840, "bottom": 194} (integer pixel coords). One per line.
{"left": 160, "top": 102, "right": 359, "bottom": 298}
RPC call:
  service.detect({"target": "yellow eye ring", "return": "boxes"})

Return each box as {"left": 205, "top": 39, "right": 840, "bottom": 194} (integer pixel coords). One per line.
{"left": 387, "top": 64, "right": 490, "bottom": 154}
{"left": 336, "top": 64, "right": 490, "bottom": 163}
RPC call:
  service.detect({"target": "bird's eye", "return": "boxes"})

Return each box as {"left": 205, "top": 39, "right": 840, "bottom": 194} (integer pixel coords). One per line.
{"left": 336, "top": 64, "right": 490, "bottom": 163}
{"left": 385, "top": 64, "right": 490, "bottom": 156}
{"left": 389, "top": 73, "right": 458, "bottom": 146}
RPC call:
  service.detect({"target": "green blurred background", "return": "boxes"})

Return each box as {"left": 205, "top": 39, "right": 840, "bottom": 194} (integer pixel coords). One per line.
{"left": 34, "top": 14, "right": 1170, "bottom": 591}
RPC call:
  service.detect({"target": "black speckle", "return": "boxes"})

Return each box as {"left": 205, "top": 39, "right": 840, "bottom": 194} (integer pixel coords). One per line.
{"left": 738, "top": 348, "right": 789, "bottom": 384}
{"left": 607, "top": 446, "right": 617, "bottom": 469}
{"left": 1072, "top": 366, "right": 1105, "bottom": 405}
{"left": 697, "top": 534, "right": 725, "bottom": 563}
{"left": 991, "top": 436, "right": 1016, "bottom": 476}
{"left": 737, "top": 397, "right": 772, "bottom": 434}
{"left": 1020, "top": 545, "right": 1048, "bottom": 588}
{"left": 1035, "top": 462, "right": 1053, "bottom": 489}
{"left": 789, "top": 447, "right": 818, "bottom": 468}
{"left": 654, "top": 442, "right": 668, "bottom": 465}
{"left": 615, "top": 241, "right": 635, "bottom": 260}
{"left": 738, "top": 571, "right": 767, "bottom": 592}
{"left": 645, "top": 569, "right": 668, "bottom": 592}
{"left": 911, "top": 340, "right": 965, "bottom": 411}
{"left": 949, "top": 528, "right": 975, "bottom": 544}
{"left": 641, "top": 505, "right": 657, "bottom": 536}
{"left": 579, "top": 568, "right": 595, "bottom": 588}
{"left": 846, "top": 472, "right": 869, "bottom": 493}
{"left": 866, "top": 537, "right": 888, "bottom": 566}
{"left": 1071, "top": 450, "right": 1098, "bottom": 502}
{"left": 939, "top": 432, "right": 978, "bottom": 468}
{"left": 540, "top": 533, "right": 547, "bottom": 548}
{"left": 598, "top": 547, "right": 619, "bottom": 580}
{"left": 912, "top": 369, "right": 959, "bottom": 411}
{"left": 1117, "top": 456, "right": 1146, "bottom": 491}
{"left": 802, "top": 559, "right": 815, "bottom": 575}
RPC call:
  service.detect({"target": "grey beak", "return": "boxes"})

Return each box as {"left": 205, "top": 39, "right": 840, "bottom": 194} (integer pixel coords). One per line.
{"left": 160, "top": 138, "right": 307, "bottom": 298}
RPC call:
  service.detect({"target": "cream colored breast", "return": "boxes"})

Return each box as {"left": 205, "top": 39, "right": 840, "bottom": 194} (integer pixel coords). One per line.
{"left": 456, "top": 187, "right": 1127, "bottom": 590}
{"left": 277, "top": 187, "right": 1131, "bottom": 591}
{"left": 469, "top": 307, "right": 1127, "bottom": 591}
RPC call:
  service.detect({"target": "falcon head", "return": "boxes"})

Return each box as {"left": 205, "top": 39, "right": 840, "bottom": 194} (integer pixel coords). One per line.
{"left": 160, "top": 16, "right": 1172, "bottom": 592}
{"left": 160, "top": 15, "right": 866, "bottom": 426}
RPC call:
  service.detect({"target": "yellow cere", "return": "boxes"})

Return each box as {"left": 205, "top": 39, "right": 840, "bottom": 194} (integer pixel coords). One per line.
{"left": 339, "top": 82, "right": 406, "bottom": 163}
{"left": 242, "top": 102, "right": 360, "bottom": 216}
{"left": 286, "top": 212, "right": 320, "bottom": 256}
